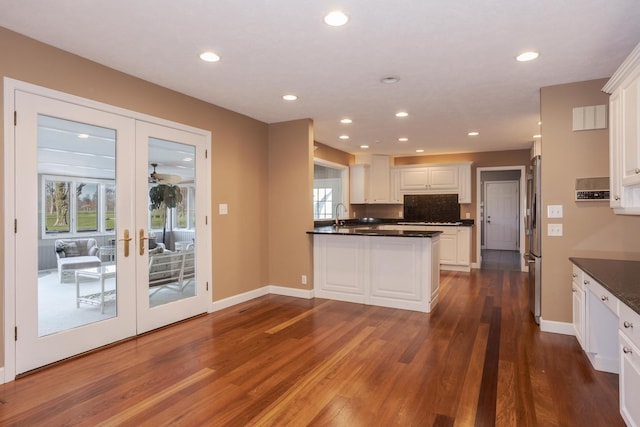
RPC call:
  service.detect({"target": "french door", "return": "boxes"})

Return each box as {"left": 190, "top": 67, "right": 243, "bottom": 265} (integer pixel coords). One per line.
{"left": 8, "top": 86, "right": 210, "bottom": 376}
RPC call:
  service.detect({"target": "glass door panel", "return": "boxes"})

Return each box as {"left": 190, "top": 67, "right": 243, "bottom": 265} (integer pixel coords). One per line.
{"left": 135, "top": 122, "right": 209, "bottom": 334}
{"left": 14, "top": 91, "right": 136, "bottom": 374}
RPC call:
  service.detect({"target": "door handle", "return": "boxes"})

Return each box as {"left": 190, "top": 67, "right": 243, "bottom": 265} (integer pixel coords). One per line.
{"left": 139, "top": 229, "right": 156, "bottom": 256}
{"left": 119, "top": 229, "right": 132, "bottom": 257}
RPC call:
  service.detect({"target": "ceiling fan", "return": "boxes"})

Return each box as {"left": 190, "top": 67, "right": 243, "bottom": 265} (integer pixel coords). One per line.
{"left": 148, "top": 163, "right": 181, "bottom": 185}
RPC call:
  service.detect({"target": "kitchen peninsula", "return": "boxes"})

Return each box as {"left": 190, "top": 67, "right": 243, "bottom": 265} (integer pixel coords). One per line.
{"left": 308, "top": 224, "right": 441, "bottom": 313}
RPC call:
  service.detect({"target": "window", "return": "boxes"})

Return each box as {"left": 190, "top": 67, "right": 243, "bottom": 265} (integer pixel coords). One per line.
{"left": 313, "top": 161, "right": 348, "bottom": 220}
{"left": 313, "top": 187, "right": 333, "bottom": 219}
{"left": 42, "top": 176, "right": 115, "bottom": 236}
{"left": 148, "top": 184, "right": 195, "bottom": 231}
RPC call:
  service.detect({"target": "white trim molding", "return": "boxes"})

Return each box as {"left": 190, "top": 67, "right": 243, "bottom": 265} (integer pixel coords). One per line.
{"left": 539, "top": 317, "right": 575, "bottom": 336}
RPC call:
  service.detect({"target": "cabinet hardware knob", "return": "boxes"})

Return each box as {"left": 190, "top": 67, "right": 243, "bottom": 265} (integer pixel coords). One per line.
{"left": 572, "top": 287, "right": 576, "bottom": 293}
{"left": 584, "top": 280, "right": 589, "bottom": 285}
{"left": 623, "top": 347, "right": 633, "bottom": 355}
{"left": 615, "top": 196, "right": 620, "bottom": 201}
{"left": 572, "top": 273, "right": 577, "bottom": 278}
{"left": 601, "top": 295, "right": 608, "bottom": 302}
{"left": 624, "top": 321, "right": 634, "bottom": 329}
{"left": 635, "top": 168, "right": 640, "bottom": 174}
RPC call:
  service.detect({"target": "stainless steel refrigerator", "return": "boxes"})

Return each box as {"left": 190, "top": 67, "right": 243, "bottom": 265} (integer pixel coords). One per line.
{"left": 526, "top": 155, "right": 541, "bottom": 324}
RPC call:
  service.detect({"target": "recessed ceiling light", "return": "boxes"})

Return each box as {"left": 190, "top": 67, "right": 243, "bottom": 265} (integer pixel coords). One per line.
{"left": 395, "top": 111, "right": 409, "bottom": 118}
{"left": 516, "top": 51, "right": 539, "bottom": 62}
{"left": 339, "top": 135, "right": 349, "bottom": 140}
{"left": 416, "top": 149, "right": 425, "bottom": 153}
{"left": 381, "top": 76, "right": 400, "bottom": 84}
{"left": 468, "top": 131, "right": 479, "bottom": 136}
{"left": 77, "top": 133, "right": 89, "bottom": 139}
{"left": 533, "top": 134, "right": 542, "bottom": 138}
{"left": 183, "top": 157, "right": 193, "bottom": 162}
{"left": 324, "top": 11, "right": 349, "bottom": 26}
{"left": 340, "top": 118, "right": 352, "bottom": 124}
{"left": 398, "top": 137, "right": 409, "bottom": 142}
{"left": 282, "top": 94, "right": 298, "bottom": 101}
{"left": 360, "top": 145, "right": 369, "bottom": 149}
{"left": 538, "top": 121, "right": 542, "bottom": 125}
{"left": 199, "top": 51, "right": 220, "bottom": 62}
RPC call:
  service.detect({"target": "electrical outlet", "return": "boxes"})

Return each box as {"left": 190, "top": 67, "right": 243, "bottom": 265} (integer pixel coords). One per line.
{"left": 547, "top": 205, "right": 563, "bottom": 218}
{"left": 548, "top": 223, "right": 563, "bottom": 236}
{"left": 301, "top": 275, "right": 307, "bottom": 285}
{"left": 219, "top": 203, "right": 228, "bottom": 215}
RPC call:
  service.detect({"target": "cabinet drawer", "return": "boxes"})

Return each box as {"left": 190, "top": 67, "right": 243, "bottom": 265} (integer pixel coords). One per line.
{"left": 620, "top": 303, "right": 640, "bottom": 349}
{"left": 585, "top": 275, "right": 619, "bottom": 316}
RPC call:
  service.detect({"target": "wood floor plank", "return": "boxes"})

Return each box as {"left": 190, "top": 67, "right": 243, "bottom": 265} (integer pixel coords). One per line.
{"left": 0, "top": 269, "right": 626, "bottom": 426}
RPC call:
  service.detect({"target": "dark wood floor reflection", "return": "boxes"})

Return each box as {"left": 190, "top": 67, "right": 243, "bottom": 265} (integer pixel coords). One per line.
{"left": 0, "top": 269, "right": 623, "bottom": 426}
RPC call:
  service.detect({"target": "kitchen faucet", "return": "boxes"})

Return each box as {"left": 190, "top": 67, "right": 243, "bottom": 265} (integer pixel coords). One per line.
{"left": 335, "top": 202, "right": 346, "bottom": 227}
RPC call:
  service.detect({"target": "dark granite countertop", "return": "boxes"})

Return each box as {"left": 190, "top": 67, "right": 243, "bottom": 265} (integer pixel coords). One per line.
{"left": 570, "top": 257, "right": 640, "bottom": 315}
{"left": 313, "top": 218, "right": 474, "bottom": 228}
{"left": 308, "top": 226, "right": 442, "bottom": 238}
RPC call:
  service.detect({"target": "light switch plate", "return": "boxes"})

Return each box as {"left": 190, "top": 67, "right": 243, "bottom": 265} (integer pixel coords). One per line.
{"left": 547, "top": 205, "right": 563, "bottom": 218}
{"left": 219, "top": 203, "right": 228, "bottom": 215}
{"left": 548, "top": 223, "right": 563, "bottom": 236}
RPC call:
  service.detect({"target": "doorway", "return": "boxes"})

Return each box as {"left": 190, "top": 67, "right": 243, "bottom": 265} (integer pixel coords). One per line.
{"left": 4, "top": 80, "right": 211, "bottom": 378}
{"left": 476, "top": 167, "right": 526, "bottom": 271}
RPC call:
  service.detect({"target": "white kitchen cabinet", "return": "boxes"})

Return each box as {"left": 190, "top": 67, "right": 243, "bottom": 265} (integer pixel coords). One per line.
{"left": 389, "top": 167, "right": 402, "bottom": 203}
{"left": 350, "top": 155, "right": 394, "bottom": 204}
{"left": 619, "top": 332, "right": 640, "bottom": 427}
{"left": 397, "top": 163, "right": 472, "bottom": 204}
{"left": 350, "top": 163, "right": 370, "bottom": 204}
{"left": 379, "top": 224, "right": 471, "bottom": 272}
{"left": 572, "top": 265, "right": 586, "bottom": 350}
{"left": 584, "top": 273, "right": 620, "bottom": 374}
{"left": 399, "top": 165, "right": 458, "bottom": 191}
{"left": 456, "top": 227, "right": 471, "bottom": 266}
{"left": 457, "top": 163, "right": 472, "bottom": 203}
{"left": 603, "top": 42, "right": 640, "bottom": 214}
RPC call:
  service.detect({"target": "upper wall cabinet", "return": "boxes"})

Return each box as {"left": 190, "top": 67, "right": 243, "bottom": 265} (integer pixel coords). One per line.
{"left": 603, "top": 42, "right": 640, "bottom": 214}
{"left": 350, "top": 154, "right": 394, "bottom": 204}
{"left": 396, "top": 163, "right": 472, "bottom": 204}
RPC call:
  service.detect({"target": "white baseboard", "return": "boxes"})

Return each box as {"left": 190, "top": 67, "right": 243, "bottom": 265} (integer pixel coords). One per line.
{"left": 209, "top": 287, "right": 269, "bottom": 313}
{"left": 268, "top": 285, "right": 314, "bottom": 299}
{"left": 209, "top": 285, "right": 314, "bottom": 313}
{"left": 0, "top": 367, "right": 7, "bottom": 384}
{"left": 539, "top": 317, "right": 574, "bottom": 335}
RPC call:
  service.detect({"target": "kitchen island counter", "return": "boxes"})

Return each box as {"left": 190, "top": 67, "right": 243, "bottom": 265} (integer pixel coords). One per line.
{"left": 309, "top": 228, "right": 441, "bottom": 313}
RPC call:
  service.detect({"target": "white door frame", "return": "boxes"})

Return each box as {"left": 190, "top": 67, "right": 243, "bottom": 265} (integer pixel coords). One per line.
{"left": 3, "top": 78, "right": 212, "bottom": 383}
{"left": 475, "top": 166, "right": 527, "bottom": 271}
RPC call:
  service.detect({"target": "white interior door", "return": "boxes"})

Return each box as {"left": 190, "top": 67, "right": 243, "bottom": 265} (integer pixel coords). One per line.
{"left": 134, "top": 121, "right": 210, "bottom": 333}
{"left": 13, "top": 91, "right": 137, "bottom": 374}
{"left": 485, "top": 181, "right": 519, "bottom": 250}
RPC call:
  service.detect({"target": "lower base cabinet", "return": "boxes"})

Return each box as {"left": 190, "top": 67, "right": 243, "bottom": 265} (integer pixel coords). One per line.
{"left": 619, "top": 332, "right": 640, "bottom": 427}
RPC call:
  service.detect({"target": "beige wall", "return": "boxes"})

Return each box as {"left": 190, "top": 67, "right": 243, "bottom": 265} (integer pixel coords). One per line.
{"left": 314, "top": 141, "right": 354, "bottom": 166}
{"left": 365, "top": 150, "right": 531, "bottom": 263}
{"left": 268, "top": 120, "right": 315, "bottom": 289}
{"left": 540, "top": 79, "right": 640, "bottom": 323}
{"left": 0, "top": 27, "right": 299, "bottom": 364}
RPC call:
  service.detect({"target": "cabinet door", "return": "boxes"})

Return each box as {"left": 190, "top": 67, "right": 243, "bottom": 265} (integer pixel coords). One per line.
{"left": 619, "top": 332, "right": 640, "bottom": 427}
{"left": 369, "top": 155, "right": 390, "bottom": 203}
{"left": 458, "top": 163, "right": 472, "bottom": 203}
{"left": 456, "top": 227, "right": 471, "bottom": 265}
{"left": 621, "top": 77, "right": 640, "bottom": 186}
{"left": 389, "top": 167, "right": 402, "bottom": 203}
{"left": 428, "top": 166, "right": 459, "bottom": 189}
{"left": 610, "top": 91, "right": 624, "bottom": 208}
{"left": 399, "top": 167, "right": 430, "bottom": 190}
{"left": 438, "top": 231, "right": 457, "bottom": 264}
{"left": 349, "top": 164, "right": 369, "bottom": 204}
{"left": 572, "top": 266, "right": 586, "bottom": 349}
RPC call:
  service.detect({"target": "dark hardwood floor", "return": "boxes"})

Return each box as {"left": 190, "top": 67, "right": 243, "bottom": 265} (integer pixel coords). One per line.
{"left": 0, "top": 269, "right": 624, "bottom": 426}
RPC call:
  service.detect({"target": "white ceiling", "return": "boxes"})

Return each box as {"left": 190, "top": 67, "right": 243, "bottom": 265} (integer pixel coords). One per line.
{"left": 2, "top": 1, "right": 640, "bottom": 157}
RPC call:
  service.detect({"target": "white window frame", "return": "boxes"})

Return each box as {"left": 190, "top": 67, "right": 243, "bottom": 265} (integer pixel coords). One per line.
{"left": 313, "top": 158, "right": 350, "bottom": 219}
